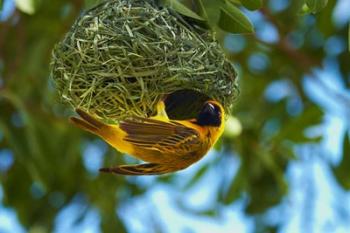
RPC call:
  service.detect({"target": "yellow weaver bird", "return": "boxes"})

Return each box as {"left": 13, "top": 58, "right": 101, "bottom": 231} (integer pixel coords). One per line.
{"left": 70, "top": 100, "right": 225, "bottom": 175}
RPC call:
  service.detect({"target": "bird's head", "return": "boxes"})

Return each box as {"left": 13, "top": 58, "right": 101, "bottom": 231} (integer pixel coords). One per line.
{"left": 196, "top": 100, "right": 224, "bottom": 127}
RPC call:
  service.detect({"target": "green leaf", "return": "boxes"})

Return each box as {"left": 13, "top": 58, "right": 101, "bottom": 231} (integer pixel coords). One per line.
{"left": 195, "top": 0, "right": 222, "bottom": 27}
{"left": 223, "top": 165, "right": 245, "bottom": 204}
{"left": 305, "top": 0, "right": 328, "bottom": 13}
{"left": 163, "top": 0, "right": 204, "bottom": 21}
{"left": 274, "top": 105, "right": 323, "bottom": 143}
{"left": 227, "top": 0, "right": 263, "bottom": 10}
{"left": 332, "top": 132, "right": 350, "bottom": 189}
{"left": 218, "top": 1, "right": 254, "bottom": 34}
{"left": 237, "top": 0, "right": 262, "bottom": 11}
{"left": 84, "top": 0, "right": 102, "bottom": 9}
{"left": 183, "top": 164, "right": 209, "bottom": 190}
{"left": 227, "top": 0, "right": 241, "bottom": 5}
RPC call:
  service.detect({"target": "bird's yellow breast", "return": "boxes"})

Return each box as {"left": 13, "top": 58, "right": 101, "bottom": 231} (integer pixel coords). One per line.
{"left": 176, "top": 119, "right": 224, "bottom": 147}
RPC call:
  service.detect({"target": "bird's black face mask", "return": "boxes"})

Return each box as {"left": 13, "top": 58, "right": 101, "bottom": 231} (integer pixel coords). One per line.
{"left": 196, "top": 102, "right": 222, "bottom": 127}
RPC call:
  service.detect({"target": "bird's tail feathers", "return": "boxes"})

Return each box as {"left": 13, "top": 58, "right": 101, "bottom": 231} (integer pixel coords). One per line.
{"left": 70, "top": 109, "right": 106, "bottom": 135}
{"left": 99, "top": 163, "right": 171, "bottom": 175}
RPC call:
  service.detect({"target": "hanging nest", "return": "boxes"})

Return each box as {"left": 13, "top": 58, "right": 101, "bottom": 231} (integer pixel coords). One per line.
{"left": 50, "top": 0, "right": 238, "bottom": 121}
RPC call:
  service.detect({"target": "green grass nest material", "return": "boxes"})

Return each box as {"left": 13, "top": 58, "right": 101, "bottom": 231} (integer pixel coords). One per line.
{"left": 51, "top": 0, "right": 237, "bottom": 121}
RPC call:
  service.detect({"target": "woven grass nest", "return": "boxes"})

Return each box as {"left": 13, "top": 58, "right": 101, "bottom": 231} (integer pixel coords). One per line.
{"left": 51, "top": 0, "right": 238, "bottom": 121}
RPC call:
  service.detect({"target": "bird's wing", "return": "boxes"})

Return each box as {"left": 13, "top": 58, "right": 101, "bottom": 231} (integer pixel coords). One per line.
{"left": 70, "top": 109, "right": 107, "bottom": 135}
{"left": 119, "top": 117, "right": 201, "bottom": 154}
{"left": 99, "top": 163, "right": 172, "bottom": 175}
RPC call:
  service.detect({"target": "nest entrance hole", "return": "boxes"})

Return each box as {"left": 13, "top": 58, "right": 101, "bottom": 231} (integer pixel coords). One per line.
{"left": 164, "top": 89, "right": 210, "bottom": 120}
